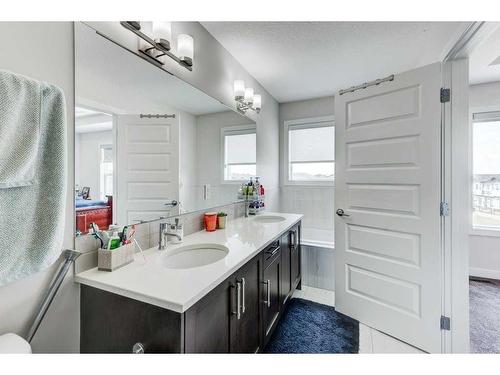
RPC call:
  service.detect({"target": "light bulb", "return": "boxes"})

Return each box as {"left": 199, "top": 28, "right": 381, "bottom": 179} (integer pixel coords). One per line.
{"left": 177, "top": 34, "right": 194, "bottom": 67}
{"left": 253, "top": 95, "right": 262, "bottom": 111}
{"left": 152, "top": 21, "right": 172, "bottom": 51}
{"left": 244, "top": 88, "right": 254, "bottom": 105}
{"left": 234, "top": 80, "right": 245, "bottom": 100}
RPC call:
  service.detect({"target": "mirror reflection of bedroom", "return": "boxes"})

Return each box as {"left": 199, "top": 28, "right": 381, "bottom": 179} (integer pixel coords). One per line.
{"left": 75, "top": 106, "right": 114, "bottom": 235}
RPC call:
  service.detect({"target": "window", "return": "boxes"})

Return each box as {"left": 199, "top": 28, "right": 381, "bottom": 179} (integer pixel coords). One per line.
{"left": 222, "top": 126, "right": 256, "bottom": 182}
{"left": 99, "top": 144, "right": 113, "bottom": 200}
{"left": 285, "top": 117, "right": 335, "bottom": 184}
{"left": 472, "top": 111, "right": 500, "bottom": 230}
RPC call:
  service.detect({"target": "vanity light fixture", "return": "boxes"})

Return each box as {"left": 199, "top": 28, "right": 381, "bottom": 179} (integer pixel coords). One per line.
{"left": 233, "top": 80, "right": 261, "bottom": 114}
{"left": 121, "top": 21, "right": 194, "bottom": 71}
{"left": 152, "top": 21, "right": 172, "bottom": 51}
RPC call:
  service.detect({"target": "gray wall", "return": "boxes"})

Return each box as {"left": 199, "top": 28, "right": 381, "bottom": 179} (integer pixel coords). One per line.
{"left": 0, "top": 22, "right": 78, "bottom": 352}
{"left": 279, "top": 96, "right": 335, "bottom": 238}
{"left": 0, "top": 21, "right": 281, "bottom": 353}
{"left": 278, "top": 96, "right": 336, "bottom": 291}
{"left": 85, "top": 22, "right": 280, "bottom": 211}
{"left": 469, "top": 81, "right": 500, "bottom": 279}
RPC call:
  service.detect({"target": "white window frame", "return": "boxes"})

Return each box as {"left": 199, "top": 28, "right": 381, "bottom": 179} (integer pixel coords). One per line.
{"left": 283, "top": 115, "right": 335, "bottom": 186}
{"left": 470, "top": 108, "right": 500, "bottom": 237}
{"left": 221, "top": 124, "right": 257, "bottom": 184}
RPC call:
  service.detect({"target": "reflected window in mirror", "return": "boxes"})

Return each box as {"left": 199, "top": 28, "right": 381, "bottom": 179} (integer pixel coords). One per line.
{"left": 222, "top": 125, "right": 257, "bottom": 182}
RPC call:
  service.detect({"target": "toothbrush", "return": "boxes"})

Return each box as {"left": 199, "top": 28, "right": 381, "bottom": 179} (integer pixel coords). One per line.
{"left": 90, "top": 222, "right": 104, "bottom": 249}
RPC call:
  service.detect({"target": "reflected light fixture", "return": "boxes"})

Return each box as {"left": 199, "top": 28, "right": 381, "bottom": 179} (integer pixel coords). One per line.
{"left": 234, "top": 80, "right": 245, "bottom": 100}
{"left": 177, "top": 34, "right": 194, "bottom": 67}
{"left": 234, "top": 80, "right": 261, "bottom": 114}
{"left": 121, "top": 21, "right": 194, "bottom": 71}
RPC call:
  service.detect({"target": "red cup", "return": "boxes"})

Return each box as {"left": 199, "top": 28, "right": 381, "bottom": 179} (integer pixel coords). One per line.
{"left": 204, "top": 212, "right": 217, "bottom": 232}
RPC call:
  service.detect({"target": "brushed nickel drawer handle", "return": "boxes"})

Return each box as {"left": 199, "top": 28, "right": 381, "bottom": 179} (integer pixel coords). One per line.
{"left": 236, "top": 281, "right": 242, "bottom": 320}
{"left": 264, "top": 280, "right": 271, "bottom": 307}
{"left": 240, "top": 277, "right": 246, "bottom": 314}
{"left": 266, "top": 245, "right": 280, "bottom": 256}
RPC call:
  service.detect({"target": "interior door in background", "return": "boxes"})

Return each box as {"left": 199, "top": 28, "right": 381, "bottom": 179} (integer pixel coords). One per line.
{"left": 115, "top": 114, "right": 179, "bottom": 226}
{"left": 334, "top": 62, "right": 443, "bottom": 353}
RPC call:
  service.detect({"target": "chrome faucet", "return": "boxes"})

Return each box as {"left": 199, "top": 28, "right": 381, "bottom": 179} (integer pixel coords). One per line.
{"left": 158, "top": 222, "right": 182, "bottom": 250}
{"left": 158, "top": 222, "right": 167, "bottom": 250}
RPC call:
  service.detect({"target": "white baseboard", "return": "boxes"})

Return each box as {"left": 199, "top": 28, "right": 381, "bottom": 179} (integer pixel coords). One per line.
{"left": 292, "top": 286, "right": 335, "bottom": 307}
{"left": 470, "top": 267, "right": 500, "bottom": 280}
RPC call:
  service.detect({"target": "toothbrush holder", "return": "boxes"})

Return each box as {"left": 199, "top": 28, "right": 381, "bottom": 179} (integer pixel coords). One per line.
{"left": 98, "top": 242, "right": 135, "bottom": 272}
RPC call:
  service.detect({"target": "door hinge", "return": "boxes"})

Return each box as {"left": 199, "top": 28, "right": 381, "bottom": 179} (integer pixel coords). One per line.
{"left": 440, "top": 202, "right": 450, "bottom": 216}
{"left": 440, "top": 88, "right": 451, "bottom": 103}
{"left": 440, "top": 315, "right": 451, "bottom": 330}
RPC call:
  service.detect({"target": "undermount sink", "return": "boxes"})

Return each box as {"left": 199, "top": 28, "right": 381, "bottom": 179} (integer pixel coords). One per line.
{"left": 253, "top": 215, "right": 286, "bottom": 223}
{"left": 163, "top": 243, "right": 229, "bottom": 269}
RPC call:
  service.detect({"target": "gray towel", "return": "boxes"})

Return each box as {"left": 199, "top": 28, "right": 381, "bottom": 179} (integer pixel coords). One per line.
{"left": 0, "top": 71, "right": 41, "bottom": 188}
{"left": 0, "top": 70, "right": 67, "bottom": 286}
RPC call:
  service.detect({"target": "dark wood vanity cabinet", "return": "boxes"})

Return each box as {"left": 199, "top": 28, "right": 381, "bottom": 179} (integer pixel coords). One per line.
{"left": 80, "top": 220, "right": 301, "bottom": 353}
{"left": 262, "top": 243, "right": 281, "bottom": 345}
{"left": 230, "top": 254, "right": 262, "bottom": 353}
{"left": 290, "top": 224, "right": 301, "bottom": 289}
{"left": 184, "top": 278, "right": 233, "bottom": 353}
{"left": 280, "top": 222, "right": 301, "bottom": 306}
{"left": 184, "top": 253, "right": 262, "bottom": 353}
{"left": 280, "top": 231, "right": 291, "bottom": 306}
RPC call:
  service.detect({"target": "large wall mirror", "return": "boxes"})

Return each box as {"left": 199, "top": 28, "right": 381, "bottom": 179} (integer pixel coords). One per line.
{"left": 74, "top": 22, "right": 255, "bottom": 236}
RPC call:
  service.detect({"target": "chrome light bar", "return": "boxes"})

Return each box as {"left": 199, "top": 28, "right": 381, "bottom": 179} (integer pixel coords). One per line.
{"left": 120, "top": 21, "right": 193, "bottom": 71}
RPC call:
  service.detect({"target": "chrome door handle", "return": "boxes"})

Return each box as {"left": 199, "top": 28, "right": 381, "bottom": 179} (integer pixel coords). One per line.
{"left": 240, "top": 277, "right": 246, "bottom": 314}
{"left": 336, "top": 209, "right": 350, "bottom": 217}
{"left": 236, "top": 281, "right": 242, "bottom": 320}
{"left": 264, "top": 280, "right": 271, "bottom": 307}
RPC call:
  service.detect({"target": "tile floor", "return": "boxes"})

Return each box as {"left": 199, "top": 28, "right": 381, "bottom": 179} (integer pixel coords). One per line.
{"left": 292, "top": 286, "right": 424, "bottom": 353}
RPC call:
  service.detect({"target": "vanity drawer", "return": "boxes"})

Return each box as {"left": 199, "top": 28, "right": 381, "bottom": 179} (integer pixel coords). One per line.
{"left": 263, "top": 240, "right": 281, "bottom": 268}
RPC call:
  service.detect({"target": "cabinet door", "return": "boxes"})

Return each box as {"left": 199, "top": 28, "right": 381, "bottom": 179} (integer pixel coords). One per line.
{"left": 291, "top": 224, "right": 301, "bottom": 289}
{"left": 184, "top": 279, "right": 232, "bottom": 353}
{"left": 230, "top": 254, "right": 262, "bottom": 353}
{"left": 280, "top": 231, "right": 291, "bottom": 305}
{"left": 262, "top": 256, "right": 281, "bottom": 344}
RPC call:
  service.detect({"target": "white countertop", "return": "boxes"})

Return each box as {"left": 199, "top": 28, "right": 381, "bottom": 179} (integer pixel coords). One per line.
{"left": 75, "top": 212, "right": 302, "bottom": 313}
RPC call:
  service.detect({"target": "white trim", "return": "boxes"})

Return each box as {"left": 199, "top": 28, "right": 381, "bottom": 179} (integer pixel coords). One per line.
{"left": 220, "top": 124, "right": 257, "bottom": 184}
{"left": 283, "top": 115, "right": 335, "bottom": 187}
{"left": 443, "top": 59, "right": 470, "bottom": 353}
{"left": 470, "top": 267, "right": 500, "bottom": 280}
{"left": 301, "top": 239, "right": 335, "bottom": 250}
{"left": 471, "top": 227, "right": 500, "bottom": 237}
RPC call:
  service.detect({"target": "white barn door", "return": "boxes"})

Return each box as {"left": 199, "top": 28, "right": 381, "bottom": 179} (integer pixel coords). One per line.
{"left": 115, "top": 114, "right": 179, "bottom": 225}
{"left": 334, "top": 62, "right": 443, "bottom": 353}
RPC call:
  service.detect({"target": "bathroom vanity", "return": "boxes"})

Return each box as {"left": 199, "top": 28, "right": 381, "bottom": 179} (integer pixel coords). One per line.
{"left": 76, "top": 213, "right": 302, "bottom": 353}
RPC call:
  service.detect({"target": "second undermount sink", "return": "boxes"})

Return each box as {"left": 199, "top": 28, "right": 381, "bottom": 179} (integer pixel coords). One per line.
{"left": 163, "top": 243, "right": 229, "bottom": 269}
{"left": 253, "top": 215, "right": 286, "bottom": 223}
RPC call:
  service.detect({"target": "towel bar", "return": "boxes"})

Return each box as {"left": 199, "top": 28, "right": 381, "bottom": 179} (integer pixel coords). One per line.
{"left": 26, "top": 249, "right": 81, "bottom": 343}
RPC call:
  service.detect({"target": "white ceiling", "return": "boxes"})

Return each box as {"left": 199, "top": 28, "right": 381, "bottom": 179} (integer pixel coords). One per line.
{"left": 75, "top": 107, "right": 112, "bottom": 134}
{"left": 470, "top": 25, "right": 500, "bottom": 86}
{"left": 202, "top": 22, "right": 468, "bottom": 103}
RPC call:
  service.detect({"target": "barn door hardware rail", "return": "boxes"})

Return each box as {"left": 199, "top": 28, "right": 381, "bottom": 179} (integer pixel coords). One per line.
{"left": 140, "top": 114, "right": 176, "bottom": 119}
{"left": 121, "top": 21, "right": 194, "bottom": 71}
{"left": 339, "top": 74, "right": 395, "bottom": 95}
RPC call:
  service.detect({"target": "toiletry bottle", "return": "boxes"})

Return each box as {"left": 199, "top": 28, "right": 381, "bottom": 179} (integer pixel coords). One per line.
{"left": 108, "top": 231, "right": 121, "bottom": 250}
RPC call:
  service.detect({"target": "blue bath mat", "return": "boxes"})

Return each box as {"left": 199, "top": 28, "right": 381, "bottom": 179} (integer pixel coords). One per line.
{"left": 264, "top": 298, "right": 359, "bottom": 353}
